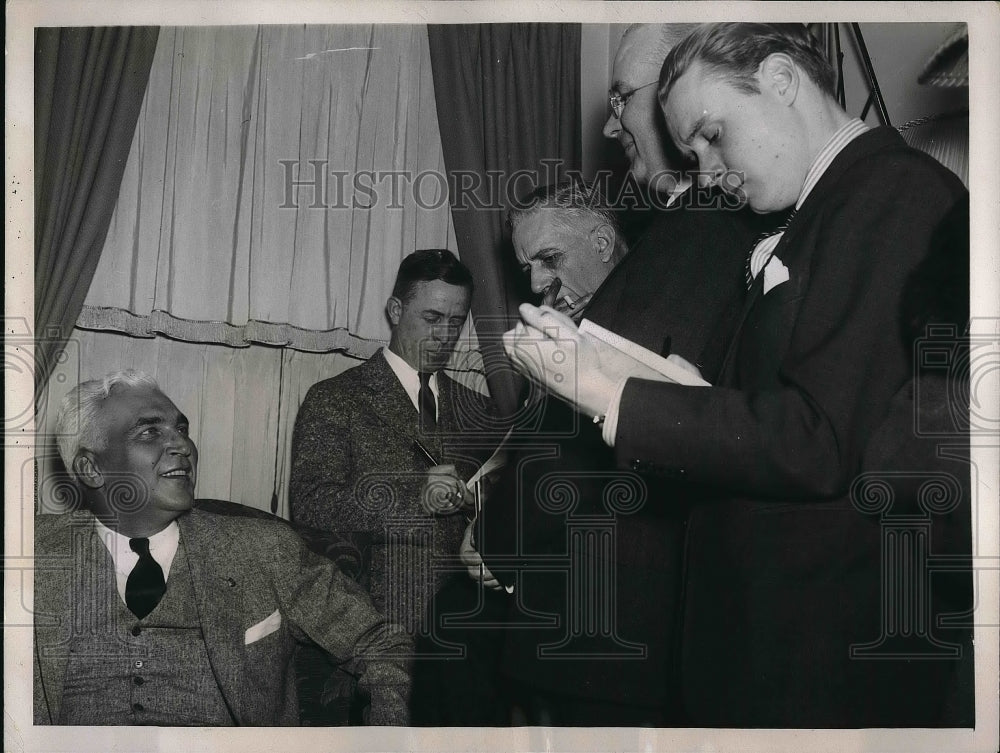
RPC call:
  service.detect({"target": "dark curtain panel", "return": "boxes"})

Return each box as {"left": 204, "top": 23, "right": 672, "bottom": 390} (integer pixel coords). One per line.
{"left": 427, "top": 24, "right": 581, "bottom": 416}
{"left": 34, "top": 26, "right": 159, "bottom": 397}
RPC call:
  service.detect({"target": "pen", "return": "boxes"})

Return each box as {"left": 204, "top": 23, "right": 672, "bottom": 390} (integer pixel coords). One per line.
{"left": 660, "top": 336, "right": 672, "bottom": 358}
{"left": 412, "top": 439, "right": 439, "bottom": 467}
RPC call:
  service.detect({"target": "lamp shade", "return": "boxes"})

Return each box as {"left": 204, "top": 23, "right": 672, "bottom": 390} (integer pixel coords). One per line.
{"left": 918, "top": 24, "right": 968, "bottom": 88}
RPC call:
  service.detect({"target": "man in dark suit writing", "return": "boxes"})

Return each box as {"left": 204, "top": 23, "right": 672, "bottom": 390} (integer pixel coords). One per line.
{"left": 34, "top": 370, "right": 411, "bottom": 726}
{"left": 460, "top": 24, "right": 767, "bottom": 728}
{"left": 504, "top": 23, "right": 971, "bottom": 727}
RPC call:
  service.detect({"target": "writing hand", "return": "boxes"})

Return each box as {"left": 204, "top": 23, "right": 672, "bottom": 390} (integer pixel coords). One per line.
{"left": 419, "top": 464, "right": 467, "bottom": 515}
{"left": 460, "top": 520, "right": 503, "bottom": 590}
{"left": 503, "top": 304, "right": 655, "bottom": 418}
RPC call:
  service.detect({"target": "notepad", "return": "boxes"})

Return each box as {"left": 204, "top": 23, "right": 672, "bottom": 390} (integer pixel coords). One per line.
{"left": 578, "top": 319, "right": 711, "bottom": 387}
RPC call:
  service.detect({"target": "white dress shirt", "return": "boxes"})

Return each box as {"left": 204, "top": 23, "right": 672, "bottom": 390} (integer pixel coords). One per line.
{"left": 382, "top": 346, "right": 440, "bottom": 417}
{"left": 93, "top": 517, "right": 180, "bottom": 604}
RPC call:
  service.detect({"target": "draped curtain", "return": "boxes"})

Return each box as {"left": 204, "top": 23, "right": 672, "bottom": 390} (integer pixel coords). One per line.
{"left": 38, "top": 25, "right": 489, "bottom": 518}
{"left": 427, "top": 24, "right": 581, "bottom": 415}
{"left": 34, "top": 26, "right": 159, "bottom": 397}
{"left": 81, "top": 25, "right": 457, "bottom": 356}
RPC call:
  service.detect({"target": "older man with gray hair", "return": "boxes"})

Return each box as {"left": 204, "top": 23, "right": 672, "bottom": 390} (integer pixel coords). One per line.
{"left": 508, "top": 180, "right": 629, "bottom": 321}
{"left": 604, "top": 23, "right": 699, "bottom": 194}
{"left": 597, "top": 22, "right": 772, "bottom": 376}
{"left": 34, "top": 370, "right": 412, "bottom": 726}
{"left": 505, "top": 22, "right": 972, "bottom": 727}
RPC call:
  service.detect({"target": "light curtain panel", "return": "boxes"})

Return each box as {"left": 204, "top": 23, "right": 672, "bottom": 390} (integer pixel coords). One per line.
{"left": 38, "top": 328, "right": 368, "bottom": 517}
{"left": 80, "top": 24, "right": 457, "bottom": 352}
{"left": 42, "top": 25, "right": 486, "bottom": 518}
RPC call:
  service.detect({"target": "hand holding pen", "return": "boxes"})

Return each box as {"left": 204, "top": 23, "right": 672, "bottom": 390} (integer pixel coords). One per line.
{"left": 414, "top": 441, "right": 468, "bottom": 515}
{"left": 459, "top": 518, "right": 503, "bottom": 590}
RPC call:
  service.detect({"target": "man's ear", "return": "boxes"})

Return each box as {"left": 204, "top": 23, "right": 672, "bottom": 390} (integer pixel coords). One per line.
{"left": 759, "top": 52, "right": 800, "bottom": 105}
{"left": 72, "top": 452, "right": 104, "bottom": 490}
{"left": 592, "top": 223, "right": 617, "bottom": 263}
{"left": 386, "top": 296, "right": 402, "bottom": 327}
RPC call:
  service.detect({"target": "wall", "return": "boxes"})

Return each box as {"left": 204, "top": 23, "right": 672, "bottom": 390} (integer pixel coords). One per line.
{"left": 841, "top": 23, "right": 967, "bottom": 128}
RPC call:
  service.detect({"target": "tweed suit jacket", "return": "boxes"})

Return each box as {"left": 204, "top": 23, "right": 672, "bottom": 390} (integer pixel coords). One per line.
{"left": 289, "top": 349, "right": 498, "bottom": 631}
{"left": 613, "top": 128, "right": 971, "bottom": 726}
{"left": 33, "top": 507, "right": 412, "bottom": 726}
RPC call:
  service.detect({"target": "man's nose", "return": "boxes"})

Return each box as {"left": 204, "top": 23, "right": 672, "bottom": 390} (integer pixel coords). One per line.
{"left": 530, "top": 270, "right": 552, "bottom": 295}
{"left": 696, "top": 158, "right": 725, "bottom": 189}
{"left": 432, "top": 324, "right": 457, "bottom": 342}
{"left": 166, "top": 431, "right": 193, "bottom": 455}
{"left": 602, "top": 113, "right": 620, "bottom": 139}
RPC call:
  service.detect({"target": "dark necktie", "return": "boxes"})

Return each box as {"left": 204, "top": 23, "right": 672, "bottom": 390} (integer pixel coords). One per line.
{"left": 126, "top": 537, "right": 166, "bottom": 619}
{"left": 745, "top": 207, "right": 798, "bottom": 290}
{"left": 418, "top": 371, "right": 437, "bottom": 431}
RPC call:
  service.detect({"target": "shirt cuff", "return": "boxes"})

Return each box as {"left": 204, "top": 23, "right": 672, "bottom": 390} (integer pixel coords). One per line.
{"left": 601, "top": 377, "right": 630, "bottom": 447}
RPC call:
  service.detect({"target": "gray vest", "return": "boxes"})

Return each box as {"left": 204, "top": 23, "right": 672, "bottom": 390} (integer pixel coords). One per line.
{"left": 59, "top": 538, "right": 234, "bottom": 725}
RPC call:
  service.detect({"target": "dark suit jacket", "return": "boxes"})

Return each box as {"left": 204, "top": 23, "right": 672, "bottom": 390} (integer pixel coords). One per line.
{"left": 33, "top": 507, "right": 412, "bottom": 726}
{"left": 482, "top": 188, "right": 761, "bottom": 714}
{"left": 289, "top": 349, "right": 498, "bottom": 633}
{"left": 613, "top": 128, "right": 971, "bottom": 726}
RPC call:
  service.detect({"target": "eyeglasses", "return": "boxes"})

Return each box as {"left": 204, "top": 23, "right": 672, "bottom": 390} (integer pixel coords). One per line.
{"left": 608, "top": 81, "right": 658, "bottom": 119}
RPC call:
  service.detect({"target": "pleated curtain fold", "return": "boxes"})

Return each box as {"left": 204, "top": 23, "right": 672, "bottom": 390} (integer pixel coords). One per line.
{"left": 80, "top": 25, "right": 458, "bottom": 357}
{"left": 427, "top": 24, "right": 582, "bottom": 415}
{"left": 34, "top": 26, "right": 160, "bottom": 397}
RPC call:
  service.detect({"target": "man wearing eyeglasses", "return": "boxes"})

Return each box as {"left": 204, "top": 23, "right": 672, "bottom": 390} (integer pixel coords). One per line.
{"left": 505, "top": 22, "right": 972, "bottom": 727}
{"left": 598, "top": 23, "right": 772, "bottom": 380}
{"left": 461, "top": 28, "right": 771, "bottom": 726}
{"left": 604, "top": 24, "right": 693, "bottom": 194}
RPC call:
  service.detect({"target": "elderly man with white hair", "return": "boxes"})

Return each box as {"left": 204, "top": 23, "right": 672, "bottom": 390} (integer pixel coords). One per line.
{"left": 34, "top": 370, "right": 412, "bottom": 726}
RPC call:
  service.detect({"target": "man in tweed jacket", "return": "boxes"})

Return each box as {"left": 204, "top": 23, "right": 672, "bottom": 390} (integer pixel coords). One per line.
{"left": 34, "top": 370, "right": 411, "bottom": 726}
{"left": 289, "top": 250, "right": 500, "bottom": 638}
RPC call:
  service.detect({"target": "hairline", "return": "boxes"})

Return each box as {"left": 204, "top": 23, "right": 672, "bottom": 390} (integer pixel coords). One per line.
{"left": 55, "top": 370, "right": 162, "bottom": 480}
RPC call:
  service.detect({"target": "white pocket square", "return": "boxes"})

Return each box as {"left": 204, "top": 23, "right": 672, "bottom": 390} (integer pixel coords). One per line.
{"left": 763, "top": 255, "right": 790, "bottom": 294}
{"left": 244, "top": 609, "right": 281, "bottom": 645}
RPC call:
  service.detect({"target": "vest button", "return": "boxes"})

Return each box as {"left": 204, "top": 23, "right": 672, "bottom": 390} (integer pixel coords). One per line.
{"left": 131, "top": 625, "right": 142, "bottom": 636}
{"left": 132, "top": 703, "right": 144, "bottom": 713}
{"left": 134, "top": 660, "right": 143, "bottom": 669}
{"left": 134, "top": 676, "right": 145, "bottom": 686}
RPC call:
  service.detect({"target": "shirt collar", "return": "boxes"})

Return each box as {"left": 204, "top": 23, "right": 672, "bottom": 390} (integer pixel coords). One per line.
{"left": 92, "top": 515, "right": 180, "bottom": 581}
{"left": 382, "top": 346, "right": 439, "bottom": 413}
{"left": 796, "top": 118, "right": 870, "bottom": 210}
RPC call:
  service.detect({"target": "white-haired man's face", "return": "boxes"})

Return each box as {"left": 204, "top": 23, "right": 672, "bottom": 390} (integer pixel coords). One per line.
{"left": 75, "top": 385, "right": 198, "bottom": 536}
{"left": 512, "top": 209, "right": 617, "bottom": 320}
{"left": 603, "top": 25, "right": 678, "bottom": 189}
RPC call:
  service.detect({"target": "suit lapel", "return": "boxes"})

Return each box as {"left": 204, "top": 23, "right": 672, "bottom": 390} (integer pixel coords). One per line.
{"left": 716, "top": 129, "right": 897, "bottom": 384}
{"left": 360, "top": 351, "right": 422, "bottom": 435}
{"left": 717, "top": 260, "right": 768, "bottom": 384}
{"left": 33, "top": 513, "right": 113, "bottom": 724}
{"left": 177, "top": 510, "right": 256, "bottom": 724}
{"left": 33, "top": 515, "right": 74, "bottom": 723}
{"left": 362, "top": 350, "right": 445, "bottom": 462}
